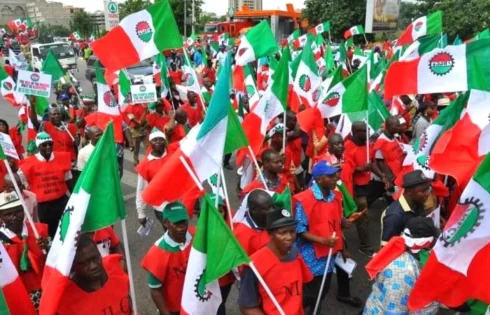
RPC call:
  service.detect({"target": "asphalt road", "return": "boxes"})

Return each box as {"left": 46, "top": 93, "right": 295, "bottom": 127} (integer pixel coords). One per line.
{"left": 1, "top": 59, "right": 454, "bottom": 315}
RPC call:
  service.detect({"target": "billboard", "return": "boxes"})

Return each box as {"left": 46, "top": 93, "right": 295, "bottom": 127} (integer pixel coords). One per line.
{"left": 365, "top": 0, "right": 401, "bottom": 33}
{"left": 104, "top": 0, "right": 120, "bottom": 31}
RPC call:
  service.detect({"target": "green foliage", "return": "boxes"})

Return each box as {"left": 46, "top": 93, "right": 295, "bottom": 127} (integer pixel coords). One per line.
{"left": 168, "top": 0, "right": 204, "bottom": 36}
{"left": 302, "top": 0, "right": 367, "bottom": 40}
{"left": 70, "top": 11, "right": 94, "bottom": 38}
{"left": 398, "top": 0, "right": 490, "bottom": 41}
{"left": 119, "top": 0, "right": 151, "bottom": 20}
{"left": 36, "top": 23, "right": 71, "bottom": 43}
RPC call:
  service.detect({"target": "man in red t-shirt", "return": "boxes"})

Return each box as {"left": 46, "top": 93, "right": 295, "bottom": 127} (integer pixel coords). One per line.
{"left": 124, "top": 103, "right": 148, "bottom": 165}
{"left": 168, "top": 63, "right": 183, "bottom": 85}
{"left": 146, "top": 100, "right": 171, "bottom": 134}
{"left": 166, "top": 109, "right": 188, "bottom": 143}
{"left": 180, "top": 91, "right": 204, "bottom": 128}
{"left": 201, "top": 60, "right": 216, "bottom": 84}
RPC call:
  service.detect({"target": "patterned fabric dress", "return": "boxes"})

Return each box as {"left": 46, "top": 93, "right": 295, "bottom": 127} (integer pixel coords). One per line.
{"left": 363, "top": 252, "right": 439, "bottom": 315}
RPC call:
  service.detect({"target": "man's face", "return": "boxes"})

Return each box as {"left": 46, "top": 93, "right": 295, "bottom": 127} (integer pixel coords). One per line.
{"left": 286, "top": 115, "right": 297, "bottom": 131}
{"left": 150, "top": 137, "right": 166, "bottom": 153}
{"left": 188, "top": 92, "right": 197, "bottom": 104}
{"left": 270, "top": 225, "right": 296, "bottom": 254}
{"left": 264, "top": 154, "right": 284, "bottom": 175}
{"left": 72, "top": 244, "right": 105, "bottom": 281}
{"left": 175, "top": 111, "right": 188, "bottom": 125}
{"left": 426, "top": 105, "right": 436, "bottom": 117}
{"left": 352, "top": 126, "right": 367, "bottom": 142}
{"left": 249, "top": 197, "right": 274, "bottom": 228}
{"left": 316, "top": 174, "right": 339, "bottom": 190}
{"left": 407, "top": 183, "right": 431, "bottom": 205}
{"left": 155, "top": 103, "right": 164, "bottom": 115}
{"left": 91, "top": 129, "right": 103, "bottom": 145}
{"left": 203, "top": 78, "right": 212, "bottom": 89}
{"left": 387, "top": 120, "right": 401, "bottom": 134}
{"left": 270, "top": 133, "right": 283, "bottom": 148}
{"left": 0, "top": 206, "right": 24, "bottom": 232}
{"left": 39, "top": 141, "right": 54, "bottom": 157}
{"left": 164, "top": 219, "right": 188, "bottom": 244}
{"left": 329, "top": 138, "right": 344, "bottom": 157}
{"left": 49, "top": 109, "right": 62, "bottom": 125}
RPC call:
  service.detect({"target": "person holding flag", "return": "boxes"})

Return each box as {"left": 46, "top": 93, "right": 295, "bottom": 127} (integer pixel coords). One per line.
{"left": 180, "top": 91, "right": 204, "bottom": 128}
{"left": 141, "top": 202, "right": 193, "bottom": 315}
{"left": 238, "top": 208, "right": 313, "bottom": 314}
{"left": 146, "top": 100, "right": 172, "bottom": 133}
{"left": 56, "top": 234, "right": 131, "bottom": 314}
{"left": 124, "top": 102, "right": 149, "bottom": 166}
{"left": 0, "top": 190, "right": 49, "bottom": 311}
{"left": 294, "top": 161, "right": 346, "bottom": 314}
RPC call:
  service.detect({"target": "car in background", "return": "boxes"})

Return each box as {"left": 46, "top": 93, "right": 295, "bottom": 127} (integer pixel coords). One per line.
{"left": 85, "top": 55, "right": 154, "bottom": 94}
{"left": 31, "top": 42, "right": 77, "bottom": 72}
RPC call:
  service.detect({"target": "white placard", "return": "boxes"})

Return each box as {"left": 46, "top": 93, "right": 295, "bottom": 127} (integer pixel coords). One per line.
{"left": 15, "top": 70, "right": 51, "bottom": 98}
{"left": 0, "top": 132, "right": 20, "bottom": 160}
{"left": 130, "top": 84, "right": 157, "bottom": 103}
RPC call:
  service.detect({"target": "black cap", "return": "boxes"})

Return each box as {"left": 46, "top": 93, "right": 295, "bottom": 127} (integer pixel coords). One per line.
{"left": 266, "top": 209, "right": 296, "bottom": 230}
{"left": 402, "top": 170, "right": 432, "bottom": 188}
{"left": 405, "top": 217, "right": 440, "bottom": 238}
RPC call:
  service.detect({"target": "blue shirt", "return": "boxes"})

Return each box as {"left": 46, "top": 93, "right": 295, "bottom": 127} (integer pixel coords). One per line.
{"left": 295, "top": 182, "right": 336, "bottom": 276}
{"left": 193, "top": 51, "right": 202, "bottom": 67}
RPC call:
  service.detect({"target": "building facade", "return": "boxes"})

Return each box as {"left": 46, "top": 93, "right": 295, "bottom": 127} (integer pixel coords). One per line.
{"left": 25, "top": 0, "right": 82, "bottom": 28}
{"left": 228, "top": 0, "right": 262, "bottom": 12}
{"left": 0, "top": 0, "right": 28, "bottom": 26}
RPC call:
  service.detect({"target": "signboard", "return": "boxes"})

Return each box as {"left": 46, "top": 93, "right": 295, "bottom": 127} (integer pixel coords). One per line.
{"left": 104, "top": 0, "right": 120, "bottom": 32}
{"left": 130, "top": 84, "right": 157, "bottom": 103}
{"left": 15, "top": 70, "right": 52, "bottom": 98}
{"left": 365, "top": 0, "right": 401, "bottom": 33}
{"left": 0, "top": 132, "right": 19, "bottom": 160}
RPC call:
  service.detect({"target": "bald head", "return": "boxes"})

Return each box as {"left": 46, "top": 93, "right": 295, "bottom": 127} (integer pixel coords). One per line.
{"left": 87, "top": 126, "right": 103, "bottom": 145}
{"left": 328, "top": 133, "right": 344, "bottom": 158}
{"left": 175, "top": 108, "right": 188, "bottom": 125}
{"left": 385, "top": 116, "right": 400, "bottom": 135}
{"left": 3, "top": 173, "right": 23, "bottom": 192}
{"left": 247, "top": 189, "right": 274, "bottom": 228}
{"left": 351, "top": 121, "right": 367, "bottom": 133}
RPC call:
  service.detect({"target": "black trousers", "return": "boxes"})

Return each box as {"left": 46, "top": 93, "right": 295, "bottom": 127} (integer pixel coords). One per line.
{"left": 217, "top": 284, "right": 233, "bottom": 315}
{"left": 303, "top": 273, "right": 333, "bottom": 315}
{"left": 38, "top": 195, "right": 69, "bottom": 238}
{"left": 223, "top": 153, "right": 232, "bottom": 166}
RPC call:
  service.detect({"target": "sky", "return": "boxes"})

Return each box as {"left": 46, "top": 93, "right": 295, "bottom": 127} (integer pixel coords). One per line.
{"left": 56, "top": 0, "right": 306, "bottom": 14}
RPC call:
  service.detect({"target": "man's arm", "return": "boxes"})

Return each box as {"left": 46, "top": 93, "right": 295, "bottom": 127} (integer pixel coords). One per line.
{"left": 29, "top": 102, "right": 41, "bottom": 131}
{"left": 238, "top": 267, "right": 266, "bottom": 315}
{"left": 150, "top": 288, "right": 172, "bottom": 315}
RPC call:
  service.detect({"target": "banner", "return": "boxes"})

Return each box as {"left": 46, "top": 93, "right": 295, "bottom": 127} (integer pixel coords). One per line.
{"left": 0, "top": 132, "right": 19, "bottom": 160}
{"left": 15, "top": 70, "right": 51, "bottom": 98}
{"left": 130, "top": 84, "right": 157, "bottom": 103}
{"left": 365, "top": 0, "right": 401, "bottom": 33}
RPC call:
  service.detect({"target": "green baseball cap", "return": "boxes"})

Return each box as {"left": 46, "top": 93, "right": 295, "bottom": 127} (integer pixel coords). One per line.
{"left": 162, "top": 202, "right": 189, "bottom": 223}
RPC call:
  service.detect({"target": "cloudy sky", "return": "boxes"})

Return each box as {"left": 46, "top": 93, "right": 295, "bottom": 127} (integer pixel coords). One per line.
{"left": 57, "top": 0, "right": 305, "bottom": 14}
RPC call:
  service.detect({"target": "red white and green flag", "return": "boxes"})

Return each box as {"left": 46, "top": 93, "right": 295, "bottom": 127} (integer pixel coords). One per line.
{"left": 244, "top": 65, "right": 260, "bottom": 110}
{"left": 237, "top": 51, "right": 288, "bottom": 164}
{"left": 430, "top": 89, "right": 490, "bottom": 187}
{"left": 0, "top": 66, "right": 23, "bottom": 107}
{"left": 153, "top": 53, "right": 170, "bottom": 97}
{"left": 7, "top": 18, "right": 26, "bottom": 32}
{"left": 344, "top": 25, "right": 364, "bottom": 39}
{"left": 0, "top": 241, "right": 36, "bottom": 315}
{"left": 400, "top": 34, "right": 441, "bottom": 61}
{"left": 181, "top": 194, "right": 250, "bottom": 314}
{"left": 397, "top": 11, "right": 443, "bottom": 46}
{"left": 317, "top": 65, "right": 368, "bottom": 118}
{"left": 40, "top": 123, "right": 127, "bottom": 314}
{"left": 142, "top": 54, "right": 248, "bottom": 205}
{"left": 95, "top": 61, "right": 120, "bottom": 116}
{"left": 218, "top": 32, "right": 229, "bottom": 45}
{"left": 293, "top": 38, "right": 321, "bottom": 107}
{"left": 182, "top": 49, "right": 203, "bottom": 98}
{"left": 287, "top": 29, "right": 300, "bottom": 43}
{"left": 408, "top": 152, "right": 490, "bottom": 310}
{"left": 91, "top": 0, "right": 182, "bottom": 72}
{"left": 70, "top": 31, "right": 81, "bottom": 41}
{"left": 384, "top": 38, "right": 490, "bottom": 100}
{"left": 308, "top": 21, "right": 330, "bottom": 35}
{"left": 293, "top": 33, "right": 311, "bottom": 49}
{"left": 186, "top": 33, "right": 197, "bottom": 48}
{"left": 235, "top": 20, "right": 279, "bottom": 66}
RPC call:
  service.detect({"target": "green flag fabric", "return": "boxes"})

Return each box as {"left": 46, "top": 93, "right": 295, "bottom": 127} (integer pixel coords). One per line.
{"left": 273, "top": 185, "right": 292, "bottom": 214}
{"left": 79, "top": 122, "right": 127, "bottom": 232}
{"left": 337, "top": 182, "right": 358, "bottom": 217}
{"left": 41, "top": 50, "right": 66, "bottom": 82}
{"left": 342, "top": 65, "right": 368, "bottom": 113}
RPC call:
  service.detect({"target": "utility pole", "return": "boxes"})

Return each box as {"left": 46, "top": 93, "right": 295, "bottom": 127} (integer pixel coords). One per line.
{"left": 184, "top": 0, "right": 187, "bottom": 38}
{"left": 191, "top": 0, "right": 195, "bottom": 35}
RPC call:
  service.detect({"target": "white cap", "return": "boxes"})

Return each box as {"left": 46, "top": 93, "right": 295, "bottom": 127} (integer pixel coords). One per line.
{"left": 35, "top": 131, "right": 53, "bottom": 147}
{"left": 0, "top": 191, "right": 22, "bottom": 211}
{"left": 149, "top": 127, "right": 166, "bottom": 141}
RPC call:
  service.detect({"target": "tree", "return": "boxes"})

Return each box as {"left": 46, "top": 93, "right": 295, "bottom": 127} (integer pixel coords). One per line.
{"left": 303, "top": 0, "right": 367, "bottom": 40}
{"left": 71, "top": 11, "right": 93, "bottom": 39}
{"left": 119, "top": 0, "right": 151, "bottom": 20}
{"left": 398, "top": 0, "right": 490, "bottom": 41}
{"left": 168, "top": 0, "right": 204, "bottom": 36}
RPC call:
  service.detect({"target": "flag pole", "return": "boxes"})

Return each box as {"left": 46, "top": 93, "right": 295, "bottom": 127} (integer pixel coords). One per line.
{"left": 2, "top": 160, "right": 41, "bottom": 239}
{"left": 282, "top": 111, "right": 287, "bottom": 154}
{"left": 220, "top": 167, "right": 234, "bottom": 231}
{"left": 247, "top": 145, "right": 269, "bottom": 191}
{"left": 365, "top": 110, "right": 370, "bottom": 164}
{"left": 249, "top": 262, "right": 286, "bottom": 315}
{"left": 179, "top": 155, "right": 205, "bottom": 191}
{"left": 313, "top": 232, "right": 336, "bottom": 315}
{"left": 215, "top": 168, "right": 222, "bottom": 208}
{"left": 120, "top": 219, "right": 138, "bottom": 314}
{"left": 363, "top": 33, "right": 368, "bottom": 45}
{"left": 328, "top": 30, "right": 332, "bottom": 45}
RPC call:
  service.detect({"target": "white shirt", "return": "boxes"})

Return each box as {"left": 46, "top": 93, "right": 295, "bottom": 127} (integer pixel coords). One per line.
{"left": 216, "top": 51, "right": 227, "bottom": 65}
{"left": 77, "top": 143, "right": 95, "bottom": 172}
{"left": 135, "top": 152, "right": 168, "bottom": 219}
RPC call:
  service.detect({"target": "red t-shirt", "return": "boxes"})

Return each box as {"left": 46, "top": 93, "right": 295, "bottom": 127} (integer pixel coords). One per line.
{"left": 169, "top": 70, "right": 183, "bottom": 85}
{"left": 124, "top": 104, "right": 147, "bottom": 129}
{"left": 4, "top": 64, "right": 14, "bottom": 77}
{"left": 180, "top": 102, "right": 204, "bottom": 127}
{"left": 168, "top": 124, "right": 187, "bottom": 143}
{"left": 146, "top": 112, "right": 170, "bottom": 133}
{"left": 43, "top": 121, "right": 77, "bottom": 160}
{"left": 202, "top": 67, "right": 216, "bottom": 83}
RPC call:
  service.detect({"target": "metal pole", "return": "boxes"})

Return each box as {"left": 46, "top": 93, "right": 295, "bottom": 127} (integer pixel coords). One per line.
{"left": 313, "top": 232, "right": 337, "bottom": 315}
{"left": 184, "top": 0, "right": 187, "bottom": 38}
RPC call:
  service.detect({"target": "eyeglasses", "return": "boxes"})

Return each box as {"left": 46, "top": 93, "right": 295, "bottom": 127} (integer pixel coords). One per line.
{"left": 40, "top": 142, "right": 54, "bottom": 147}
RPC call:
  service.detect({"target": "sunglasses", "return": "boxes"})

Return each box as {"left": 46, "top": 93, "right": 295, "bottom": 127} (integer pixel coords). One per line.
{"left": 40, "top": 142, "right": 54, "bottom": 147}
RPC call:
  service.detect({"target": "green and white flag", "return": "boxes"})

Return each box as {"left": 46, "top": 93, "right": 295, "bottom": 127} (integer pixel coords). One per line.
{"left": 181, "top": 194, "right": 250, "bottom": 314}
{"left": 153, "top": 53, "right": 170, "bottom": 97}
{"left": 309, "top": 21, "right": 330, "bottom": 35}
{"left": 41, "top": 50, "right": 67, "bottom": 83}
{"left": 182, "top": 49, "right": 202, "bottom": 97}
{"left": 218, "top": 32, "right": 229, "bottom": 45}
{"left": 287, "top": 29, "right": 300, "bottom": 43}
{"left": 344, "top": 25, "right": 365, "bottom": 39}
{"left": 186, "top": 33, "right": 197, "bottom": 47}
{"left": 235, "top": 20, "right": 279, "bottom": 66}
{"left": 0, "top": 66, "right": 23, "bottom": 106}
{"left": 118, "top": 70, "right": 131, "bottom": 109}
{"left": 40, "top": 122, "right": 127, "bottom": 314}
